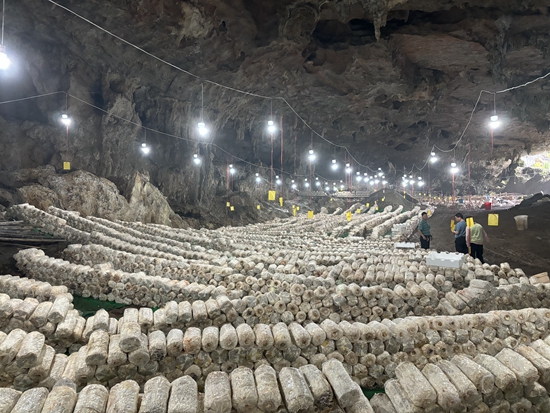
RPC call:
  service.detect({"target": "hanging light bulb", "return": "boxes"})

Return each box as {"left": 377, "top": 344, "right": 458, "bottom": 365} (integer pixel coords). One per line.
{"left": 193, "top": 154, "right": 201, "bottom": 165}
{"left": 197, "top": 122, "right": 208, "bottom": 137}
{"left": 0, "top": 45, "right": 10, "bottom": 70}
{"left": 291, "top": 183, "right": 297, "bottom": 189}
{"left": 315, "top": 181, "right": 321, "bottom": 187}
{"left": 382, "top": 180, "right": 387, "bottom": 185}
{"left": 141, "top": 142, "right": 150, "bottom": 155}
{"left": 450, "top": 162, "right": 459, "bottom": 174}
{"left": 229, "top": 164, "right": 236, "bottom": 175}
{"left": 489, "top": 115, "right": 500, "bottom": 129}
{"left": 325, "top": 186, "right": 330, "bottom": 191}
{"left": 308, "top": 149, "right": 315, "bottom": 162}
{"left": 305, "top": 182, "right": 310, "bottom": 188}
{"left": 267, "top": 120, "right": 276, "bottom": 134}
{"left": 356, "top": 176, "right": 362, "bottom": 182}
{"left": 60, "top": 113, "right": 72, "bottom": 126}
{"left": 402, "top": 181, "right": 407, "bottom": 188}
{"left": 430, "top": 151, "right": 438, "bottom": 163}
{"left": 331, "top": 159, "right": 338, "bottom": 170}
{"left": 255, "top": 176, "right": 262, "bottom": 183}
{"left": 418, "top": 181, "right": 424, "bottom": 187}
{"left": 276, "top": 179, "right": 282, "bottom": 185}
{"left": 345, "top": 163, "right": 352, "bottom": 174}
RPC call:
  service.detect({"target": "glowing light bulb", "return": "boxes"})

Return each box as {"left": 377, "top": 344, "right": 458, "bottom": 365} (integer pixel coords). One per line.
{"left": 276, "top": 179, "right": 281, "bottom": 185}
{"left": 450, "top": 162, "right": 459, "bottom": 174}
{"left": 255, "top": 176, "right": 262, "bottom": 183}
{"left": 382, "top": 181, "right": 387, "bottom": 185}
{"left": 305, "top": 182, "right": 310, "bottom": 188}
{"left": 489, "top": 115, "right": 500, "bottom": 129}
{"left": 61, "top": 113, "right": 72, "bottom": 126}
{"left": 331, "top": 160, "right": 339, "bottom": 171}
{"left": 0, "top": 45, "right": 10, "bottom": 70}
{"left": 418, "top": 181, "right": 424, "bottom": 187}
{"left": 291, "top": 183, "right": 297, "bottom": 189}
{"left": 356, "top": 176, "right": 362, "bottom": 182}
{"left": 267, "top": 120, "right": 276, "bottom": 134}
{"left": 193, "top": 154, "right": 201, "bottom": 165}
{"left": 402, "top": 182, "right": 407, "bottom": 188}
{"left": 229, "top": 164, "right": 236, "bottom": 175}
{"left": 308, "top": 150, "right": 315, "bottom": 161}
{"left": 375, "top": 179, "right": 379, "bottom": 184}
{"left": 197, "top": 122, "right": 208, "bottom": 137}
{"left": 325, "top": 186, "right": 329, "bottom": 191}
{"left": 141, "top": 143, "right": 150, "bottom": 155}
{"left": 340, "top": 184, "right": 344, "bottom": 189}
{"left": 490, "top": 115, "right": 499, "bottom": 122}
{"left": 315, "top": 181, "right": 321, "bottom": 187}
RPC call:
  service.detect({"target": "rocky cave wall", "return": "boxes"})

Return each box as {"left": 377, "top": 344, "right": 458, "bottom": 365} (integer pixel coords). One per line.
{"left": 1, "top": 0, "right": 550, "bottom": 223}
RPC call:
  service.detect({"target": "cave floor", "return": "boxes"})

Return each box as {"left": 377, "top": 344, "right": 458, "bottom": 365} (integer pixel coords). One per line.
{"left": 427, "top": 203, "right": 550, "bottom": 276}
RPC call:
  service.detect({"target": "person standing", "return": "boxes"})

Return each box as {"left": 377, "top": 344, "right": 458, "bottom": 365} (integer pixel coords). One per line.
{"left": 453, "top": 213, "right": 468, "bottom": 253}
{"left": 466, "top": 218, "right": 489, "bottom": 263}
{"left": 417, "top": 212, "right": 432, "bottom": 249}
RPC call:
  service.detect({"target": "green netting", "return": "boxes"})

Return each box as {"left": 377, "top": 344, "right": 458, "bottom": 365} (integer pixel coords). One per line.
{"left": 362, "top": 387, "right": 385, "bottom": 399}
{"left": 72, "top": 296, "right": 128, "bottom": 318}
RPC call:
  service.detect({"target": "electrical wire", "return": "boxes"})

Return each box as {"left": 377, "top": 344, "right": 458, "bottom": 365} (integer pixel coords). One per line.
{"left": 45, "top": 0, "right": 378, "bottom": 172}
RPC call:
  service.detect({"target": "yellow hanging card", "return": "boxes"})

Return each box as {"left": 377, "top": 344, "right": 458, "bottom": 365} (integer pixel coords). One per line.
{"left": 356, "top": 209, "right": 361, "bottom": 214}
{"left": 307, "top": 210, "right": 314, "bottom": 219}
{"left": 279, "top": 197, "right": 284, "bottom": 206}
{"left": 268, "top": 190, "right": 276, "bottom": 201}
{"left": 346, "top": 211, "right": 352, "bottom": 221}
{"left": 427, "top": 210, "right": 432, "bottom": 217}
{"left": 292, "top": 208, "right": 297, "bottom": 217}
{"left": 230, "top": 206, "right": 235, "bottom": 211}
{"left": 382, "top": 197, "right": 385, "bottom": 202}
{"left": 450, "top": 219, "right": 455, "bottom": 232}
{"left": 226, "top": 202, "right": 230, "bottom": 207}
{"left": 256, "top": 205, "right": 261, "bottom": 210}
{"left": 296, "top": 207, "right": 300, "bottom": 211}
{"left": 466, "top": 217, "right": 474, "bottom": 228}
{"left": 366, "top": 203, "right": 370, "bottom": 208}
{"left": 63, "top": 162, "right": 71, "bottom": 171}
{"left": 330, "top": 198, "right": 333, "bottom": 202}
{"left": 488, "top": 213, "right": 499, "bottom": 226}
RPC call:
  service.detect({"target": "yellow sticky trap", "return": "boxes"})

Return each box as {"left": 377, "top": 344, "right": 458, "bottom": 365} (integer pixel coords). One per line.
{"left": 330, "top": 198, "right": 333, "bottom": 202}
{"left": 63, "top": 162, "right": 71, "bottom": 171}
{"left": 450, "top": 219, "right": 455, "bottom": 232}
{"left": 268, "top": 190, "right": 276, "bottom": 201}
{"left": 230, "top": 206, "right": 234, "bottom": 211}
{"left": 356, "top": 209, "right": 361, "bottom": 214}
{"left": 366, "top": 203, "right": 369, "bottom": 208}
{"left": 296, "top": 207, "right": 300, "bottom": 211}
{"left": 488, "top": 213, "right": 499, "bottom": 226}
{"left": 256, "top": 205, "right": 261, "bottom": 210}
{"left": 427, "top": 210, "right": 432, "bottom": 217}
{"left": 466, "top": 217, "right": 474, "bottom": 228}
{"left": 279, "top": 197, "right": 284, "bottom": 207}
{"left": 226, "top": 202, "right": 230, "bottom": 207}
{"left": 307, "top": 210, "right": 314, "bottom": 219}
{"left": 292, "top": 207, "right": 297, "bottom": 217}
{"left": 382, "top": 197, "right": 385, "bottom": 202}
{"left": 346, "top": 211, "right": 352, "bottom": 221}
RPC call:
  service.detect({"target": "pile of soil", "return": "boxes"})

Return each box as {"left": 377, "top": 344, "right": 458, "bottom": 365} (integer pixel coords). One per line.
{"left": 427, "top": 202, "right": 550, "bottom": 276}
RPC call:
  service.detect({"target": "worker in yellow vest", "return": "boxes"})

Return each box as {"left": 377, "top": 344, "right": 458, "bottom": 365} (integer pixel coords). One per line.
{"left": 465, "top": 217, "right": 489, "bottom": 263}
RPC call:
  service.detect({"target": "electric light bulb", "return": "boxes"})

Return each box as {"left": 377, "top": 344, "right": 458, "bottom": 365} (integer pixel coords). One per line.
{"left": 382, "top": 180, "right": 387, "bottom": 185}
{"left": 356, "top": 176, "right": 362, "bottom": 182}
{"left": 325, "top": 186, "right": 329, "bottom": 191}
{"left": 229, "top": 164, "right": 236, "bottom": 175}
{"left": 340, "top": 184, "right": 344, "bottom": 189}
{"left": 402, "top": 182, "right": 407, "bottom": 188}
{"left": 197, "top": 122, "right": 209, "bottom": 137}
{"left": 267, "top": 120, "right": 276, "bottom": 134}
{"left": 193, "top": 154, "right": 201, "bottom": 165}
{"left": 345, "top": 167, "right": 352, "bottom": 174}
{"left": 255, "top": 176, "right": 262, "bottom": 183}
{"left": 375, "top": 179, "right": 379, "bottom": 184}
{"left": 315, "top": 181, "right": 320, "bottom": 187}
{"left": 141, "top": 143, "right": 150, "bottom": 155}
{"left": 490, "top": 115, "right": 498, "bottom": 122}
{"left": 308, "top": 150, "right": 315, "bottom": 161}
{"left": 418, "top": 181, "right": 424, "bottom": 187}
{"left": 276, "top": 179, "right": 281, "bottom": 185}
{"left": 305, "top": 182, "right": 310, "bottom": 188}
{"left": 0, "top": 45, "right": 10, "bottom": 70}
{"left": 291, "top": 183, "right": 297, "bottom": 189}
{"left": 61, "top": 113, "right": 72, "bottom": 126}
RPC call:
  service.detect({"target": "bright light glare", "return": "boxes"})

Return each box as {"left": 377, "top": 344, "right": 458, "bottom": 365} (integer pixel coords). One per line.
{"left": 255, "top": 177, "right": 262, "bottom": 183}
{"left": 315, "top": 181, "right": 321, "bottom": 187}
{"left": 0, "top": 46, "right": 10, "bottom": 70}
{"left": 356, "top": 176, "right": 362, "bottom": 182}
{"left": 141, "top": 143, "right": 150, "bottom": 155}
{"left": 61, "top": 114, "right": 72, "bottom": 126}
{"left": 375, "top": 180, "right": 379, "bottom": 184}
{"left": 291, "top": 183, "right": 297, "bottom": 189}
{"left": 267, "top": 120, "right": 276, "bottom": 134}
{"left": 308, "top": 150, "right": 315, "bottom": 161}
{"left": 229, "top": 164, "right": 236, "bottom": 175}
{"left": 418, "top": 181, "right": 424, "bottom": 187}
{"left": 489, "top": 120, "right": 501, "bottom": 129}
{"left": 340, "top": 184, "right": 344, "bottom": 189}
{"left": 382, "top": 181, "right": 387, "bottom": 185}
{"left": 450, "top": 167, "right": 459, "bottom": 174}
{"left": 402, "top": 182, "right": 407, "bottom": 188}
{"left": 325, "top": 186, "right": 330, "bottom": 191}
{"left": 490, "top": 115, "right": 499, "bottom": 122}
{"left": 193, "top": 154, "right": 201, "bottom": 165}
{"left": 305, "top": 182, "right": 310, "bottom": 188}
{"left": 197, "top": 122, "right": 208, "bottom": 137}
{"left": 345, "top": 167, "right": 352, "bottom": 174}
{"left": 331, "top": 163, "right": 339, "bottom": 170}
{"left": 276, "top": 179, "right": 281, "bottom": 185}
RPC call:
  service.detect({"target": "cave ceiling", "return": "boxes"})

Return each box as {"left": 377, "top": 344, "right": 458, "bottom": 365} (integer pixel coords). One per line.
{"left": 1, "top": 0, "right": 550, "bottom": 189}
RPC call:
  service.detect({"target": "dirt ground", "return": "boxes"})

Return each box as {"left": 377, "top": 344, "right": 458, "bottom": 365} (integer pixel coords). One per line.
{"left": 426, "top": 203, "right": 550, "bottom": 277}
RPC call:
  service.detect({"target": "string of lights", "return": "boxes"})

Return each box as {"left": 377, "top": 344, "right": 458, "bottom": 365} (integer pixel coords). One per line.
{"left": 45, "top": 0, "right": 379, "bottom": 173}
